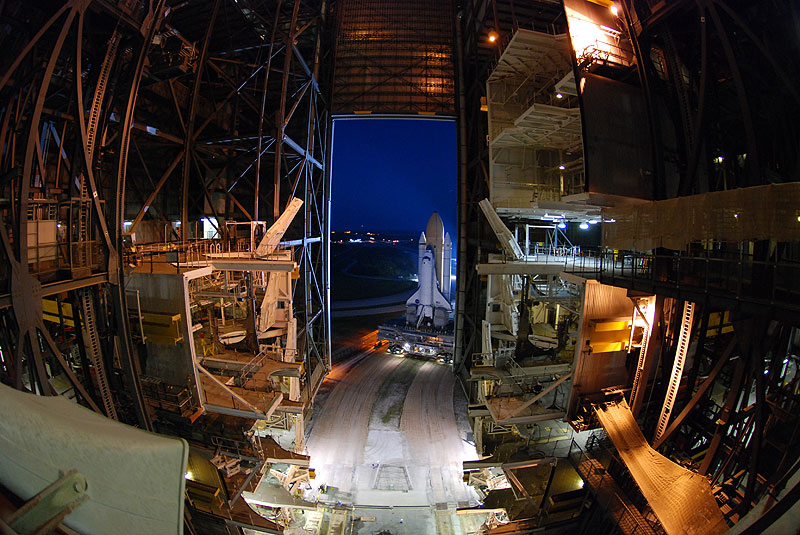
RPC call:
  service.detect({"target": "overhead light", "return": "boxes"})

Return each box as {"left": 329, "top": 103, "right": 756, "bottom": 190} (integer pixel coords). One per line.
{"left": 556, "top": 92, "right": 564, "bottom": 99}
{"left": 588, "top": 219, "right": 598, "bottom": 225}
{"left": 559, "top": 164, "right": 566, "bottom": 170}
{"left": 557, "top": 222, "right": 567, "bottom": 229}
{"left": 488, "top": 31, "right": 499, "bottom": 43}
{"left": 610, "top": 4, "right": 619, "bottom": 16}
{"left": 579, "top": 223, "right": 589, "bottom": 230}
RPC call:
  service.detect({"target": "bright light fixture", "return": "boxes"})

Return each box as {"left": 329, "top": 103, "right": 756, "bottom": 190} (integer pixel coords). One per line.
{"left": 610, "top": 5, "right": 619, "bottom": 16}
{"left": 559, "top": 164, "right": 566, "bottom": 170}
{"left": 556, "top": 92, "right": 564, "bottom": 99}
{"left": 579, "top": 223, "right": 589, "bottom": 230}
{"left": 557, "top": 222, "right": 567, "bottom": 229}
{"left": 488, "top": 31, "right": 498, "bottom": 42}
{"left": 588, "top": 219, "right": 598, "bottom": 225}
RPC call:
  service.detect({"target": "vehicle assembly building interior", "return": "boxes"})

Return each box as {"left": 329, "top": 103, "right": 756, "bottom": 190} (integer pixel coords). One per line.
{"left": 1, "top": 1, "right": 800, "bottom": 534}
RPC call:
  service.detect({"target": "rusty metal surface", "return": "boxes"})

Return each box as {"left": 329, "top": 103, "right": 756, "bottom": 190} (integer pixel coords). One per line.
{"left": 595, "top": 399, "right": 727, "bottom": 535}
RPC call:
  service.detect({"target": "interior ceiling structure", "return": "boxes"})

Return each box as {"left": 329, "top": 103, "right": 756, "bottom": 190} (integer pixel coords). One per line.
{"left": 330, "top": 0, "right": 456, "bottom": 115}
{"left": 1, "top": 0, "right": 800, "bottom": 534}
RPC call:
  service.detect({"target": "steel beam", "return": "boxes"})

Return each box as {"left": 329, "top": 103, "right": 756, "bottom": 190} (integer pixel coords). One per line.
{"left": 181, "top": 0, "right": 220, "bottom": 242}
{"left": 700, "top": 321, "right": 752, "bottom": 475}
{"left": 653, "top": 336, "right": 735, "bottom": 449}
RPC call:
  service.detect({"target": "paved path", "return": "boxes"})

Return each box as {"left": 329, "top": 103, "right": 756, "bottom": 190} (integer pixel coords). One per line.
{"left": 306, "top": 351, "right": 478, "bottom": 512}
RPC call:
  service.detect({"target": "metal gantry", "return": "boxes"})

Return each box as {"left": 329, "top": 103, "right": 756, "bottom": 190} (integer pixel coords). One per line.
{"left": 2, "top": 0, "right": 800, "bottom": 533}
{"left": 1, "top": 0, "right": 329, "bottom": 529}
{"left": 0, "top": 0, "right": 330, "bottom": 414}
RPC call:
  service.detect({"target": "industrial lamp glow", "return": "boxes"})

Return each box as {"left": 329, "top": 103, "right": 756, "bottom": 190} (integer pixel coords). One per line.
{"left": 488, "top": 30, "right": 499, "bottom": 43}
{"left": 610, "top": 4, "right": 619, "bottom": 16}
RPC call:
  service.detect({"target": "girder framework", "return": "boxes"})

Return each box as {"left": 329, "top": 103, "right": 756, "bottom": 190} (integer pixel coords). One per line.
{"left": 0, "top": 0, "right": 329, "bottom": 529}
{"left": 330, "top": 0, "right": 456, "bottom": 115}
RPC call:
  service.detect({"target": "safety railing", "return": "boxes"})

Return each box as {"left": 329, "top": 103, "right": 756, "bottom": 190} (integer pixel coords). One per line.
{"left": 240, "top": 346, "right": 300, "bottom": 383}
{"left": 599, "top": 247, "right": 800, "bottom": 313}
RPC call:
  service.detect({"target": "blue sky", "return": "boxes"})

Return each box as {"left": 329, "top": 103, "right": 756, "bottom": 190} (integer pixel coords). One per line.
{"left": 330, "top": 118, "right": 457, "bottom": 236}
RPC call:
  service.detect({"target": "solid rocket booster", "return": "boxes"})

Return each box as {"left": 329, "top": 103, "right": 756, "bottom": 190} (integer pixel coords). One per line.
{"left": 442, "top": 231, "right": 452, "bottom": 301}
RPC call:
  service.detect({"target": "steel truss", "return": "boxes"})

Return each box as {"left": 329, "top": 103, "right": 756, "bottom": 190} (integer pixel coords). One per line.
{"left": 0, "top": 0, "right": 166, "bottom": 428}
{"left": 641, "top": 304, "right": 800, "bottom": 524}
{"left": 0, "top": 0, "right": 330, "bottom": 428}
{"left": 453, "top": 0, "right": 567, "bottom": 384}
{"left": 330, "top": 0, "right": 456, "bottom": 115}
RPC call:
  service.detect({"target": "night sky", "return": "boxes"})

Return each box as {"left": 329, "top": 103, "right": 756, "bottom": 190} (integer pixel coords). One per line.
{"left": 331, "top": 119, "right": 457, "bottom": 236}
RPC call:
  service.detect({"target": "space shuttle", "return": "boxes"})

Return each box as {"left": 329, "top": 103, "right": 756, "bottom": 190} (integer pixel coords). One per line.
{"left": 406, "top": 212, "right": 452, "bottom": 329}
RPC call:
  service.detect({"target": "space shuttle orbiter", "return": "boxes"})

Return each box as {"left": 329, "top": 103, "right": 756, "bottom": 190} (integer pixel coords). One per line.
{"left": 406, "top": 250, "right": 451, "bottom": 328}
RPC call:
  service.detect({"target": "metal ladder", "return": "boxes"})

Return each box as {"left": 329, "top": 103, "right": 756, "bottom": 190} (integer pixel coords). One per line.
{"left": 86, "top": 31, "right": 120, "bottom": 160}
{"left": 80, "top": 290, "right": 118, "bottom": 419}
{"left": 74, "top": 31, "right": 120, "bottom": 271}
{"left": 629, "top": 305, "right": 652, "bottom": 411}
{"left": 654, "top": 301, "right": 695, "bottom": 442}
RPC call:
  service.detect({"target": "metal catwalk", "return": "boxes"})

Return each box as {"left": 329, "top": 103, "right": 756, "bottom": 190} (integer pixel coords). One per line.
{"left": 594, "top": 399, "right": 727, "bottom": 535}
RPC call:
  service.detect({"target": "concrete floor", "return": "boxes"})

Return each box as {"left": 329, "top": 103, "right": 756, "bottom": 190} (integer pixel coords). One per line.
{"left": 298, "top": 349, "right": 483, "bottom": 534}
